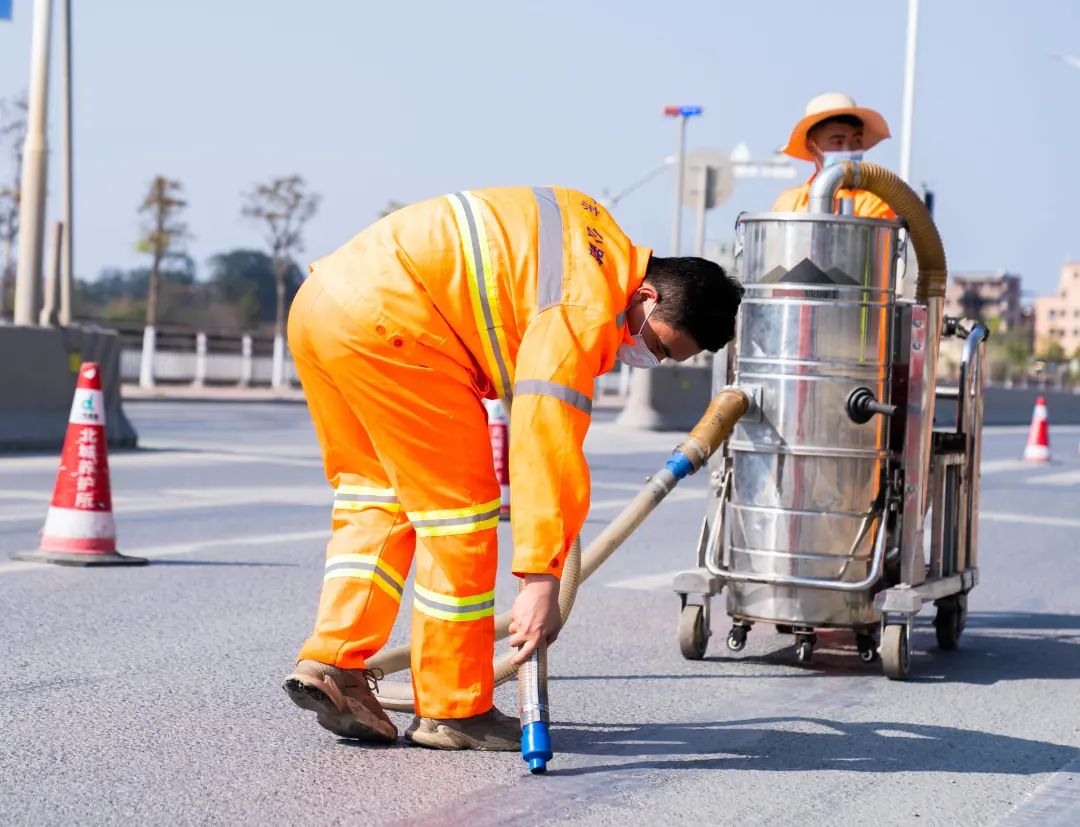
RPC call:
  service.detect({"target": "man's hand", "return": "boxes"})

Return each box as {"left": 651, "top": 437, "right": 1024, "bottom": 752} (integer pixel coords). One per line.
{"left": 508, "top": 573, "right": 562, "bottom": 666}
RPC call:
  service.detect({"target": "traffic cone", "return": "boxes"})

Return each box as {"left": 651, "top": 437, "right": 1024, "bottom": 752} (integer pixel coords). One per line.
{"left": 12, "top": 363, "right": 146, "bottom": 566}
{"left": 1023, "top": 395, "right": 1051, "bottom": 464}
{"left": 485, "top": 398, "right": 511, "bottom": 520}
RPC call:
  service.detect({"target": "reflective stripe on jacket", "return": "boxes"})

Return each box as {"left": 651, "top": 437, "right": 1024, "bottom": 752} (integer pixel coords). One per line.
{"left": 310, "top": 187, "right": 652, "bottom": 576}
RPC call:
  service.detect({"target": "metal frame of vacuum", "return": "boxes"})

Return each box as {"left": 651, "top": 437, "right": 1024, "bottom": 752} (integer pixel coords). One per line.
{"left": 673, "top": 211, "right": 989, "bottom": 681}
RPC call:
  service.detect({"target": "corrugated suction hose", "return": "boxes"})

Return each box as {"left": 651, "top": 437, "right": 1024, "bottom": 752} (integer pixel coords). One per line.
{"left": 837, "top": 161, "right": 948, "bottom": 518}
{"left": 838, "top": 161, "right": 947, "bottom": 303}
{"left": 371, "top": 387, "right": 749, "bottom": 712}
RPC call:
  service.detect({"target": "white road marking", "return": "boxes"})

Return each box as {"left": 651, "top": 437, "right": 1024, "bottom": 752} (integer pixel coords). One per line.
{"left": 600, "top": 511, "right": 1080, "bottom": 589}
{"left": 593, "top": 480, "right": 664, "bottom": 492}
{"left": 0, "top": 490, "right": 53, "bottom": 502}
{"left": 980, "top": 459, "right": 1039, "bottom": 475}
{"left": 1, "top": 446, "right": 324, "bottom": 472}
{"left": 1026, "top": 469, "right": 1080, "bottom": 486}
{"left": 588, "top": 489, "right": 703, "bottom": 511}
{"left": 604, "top": 571, "right": 682, "bottom": 591}
{"left": 0, "top": 528, "right": 327, "bottom": 575}
{"left": 0, "top": 481, "right": 703, "bottom": 525}
{"left": 0, "top": 485, "right": 332, "bottom": 524}
{"left": 982, "top": 424, "right": 1080, "bottom": 436}
{"left": 981, "top": 511, "right": 1080, "bottom": 530}
{"left": 996, "top": 755, "right": 1080, "bottom": 827}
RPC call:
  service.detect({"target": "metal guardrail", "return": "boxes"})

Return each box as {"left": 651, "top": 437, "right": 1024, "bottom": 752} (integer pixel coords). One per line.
{"left": 83, "top": 314, "right": 684, "bottom": 396}
{"left": 118, "top": 347, "right": 300, "bottom": 386}
{"left": 96, "top": 320, "right": 300, "bottom": 387}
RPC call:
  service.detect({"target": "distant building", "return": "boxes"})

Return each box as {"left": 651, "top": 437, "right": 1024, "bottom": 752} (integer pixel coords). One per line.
{"left": 1033, "top": 262, "right": 1080, "bottom": 358}
{"left": 943, "top": 271, "right": 1023, "bottom": 330}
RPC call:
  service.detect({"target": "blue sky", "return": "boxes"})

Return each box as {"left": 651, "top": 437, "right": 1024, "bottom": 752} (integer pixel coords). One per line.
{"left": 0, "top": 0, "right": 1077, "bottom": 297}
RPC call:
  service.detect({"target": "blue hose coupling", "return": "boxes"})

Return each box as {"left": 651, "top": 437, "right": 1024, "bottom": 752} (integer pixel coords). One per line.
{"left": 664, "top": 450, "right": 694, "bottom": 481}
{"left": 521, "top": 721, "right": 553, "bottom": 774}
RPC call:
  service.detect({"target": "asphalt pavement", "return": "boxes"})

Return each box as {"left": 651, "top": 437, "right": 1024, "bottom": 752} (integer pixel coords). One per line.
{"left": 1, "top": 401, "right": 1078, "bottom": 826}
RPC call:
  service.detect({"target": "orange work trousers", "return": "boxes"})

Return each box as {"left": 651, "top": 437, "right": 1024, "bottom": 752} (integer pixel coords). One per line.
{"left": 288, "top": 275, "right": 500, "bottom": 719}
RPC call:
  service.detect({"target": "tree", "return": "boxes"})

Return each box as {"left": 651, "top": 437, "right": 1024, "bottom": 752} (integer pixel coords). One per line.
{"left": 206, "top": 248, "right": 303, "bottom": 330}
{"left": 242, "top": 175, "right": 319, "bottom": 387}
{"left": 0, "top": 93, "right": 27, "bottom": 318}
{"left": 136, "top": 176, "right": 189, "bottom": 327}
{"left": 76, "top": 255, "right": 197, "bottom": 323}
{"left": 134, "top": 176, "right": 188, "bottom": 388}
{"left": 985, "top": 317, "right": 1033, "bottom": 384}
{"left": 1037, "top": 340, "right": 1066, "bottom": 363}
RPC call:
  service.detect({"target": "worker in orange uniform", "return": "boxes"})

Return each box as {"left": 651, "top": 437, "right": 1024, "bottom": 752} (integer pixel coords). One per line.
{"left": 773, "top": 92, "right": 896, "bottom": 218}
{"left": 283, "top": 186, "right": 744, "bottom": 750}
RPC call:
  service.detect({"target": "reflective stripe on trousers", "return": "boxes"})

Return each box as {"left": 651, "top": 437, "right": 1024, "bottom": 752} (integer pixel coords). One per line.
{"left": 406, "top": 498, "right": 502, "bottom": 537}
{"left": 332, "top": 483, "right": 401, "bottom": 513}
{"left": 323, "top": 553, "right": 406, "bottom": 603}
{"left": 413, "top": 582, "right": 496, "bottom": 622}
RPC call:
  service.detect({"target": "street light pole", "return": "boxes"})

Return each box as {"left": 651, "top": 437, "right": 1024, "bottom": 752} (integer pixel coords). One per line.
{"left": 694, "top": 164, "right": 709, "bottom": 257}
{"left": 13, "top": 0, "right": 53, "bottom": 326}
{"left": 59, "top": 0, "right": 73, "bottom": 325}
{"left": 672, "top": 114, "right": 687, "bottom": 255}
{"left": 664, "top": 105, "right": 702, "bottom": 255}
{"left": 898, "top": 0, "right": 919, "bottom": 183}
{"left": 598, "top": 156, "right": 675, "bottom": 211}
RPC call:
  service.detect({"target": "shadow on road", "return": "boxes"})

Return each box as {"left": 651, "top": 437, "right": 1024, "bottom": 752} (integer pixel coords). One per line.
{"left": 552, "top": 613, "right": 1080, "bottom": 686}
{"left": 552, "top": 716, "right": 1079, "bottom": 776}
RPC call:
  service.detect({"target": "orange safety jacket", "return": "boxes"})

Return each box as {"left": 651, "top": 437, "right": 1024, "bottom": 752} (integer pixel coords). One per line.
{"left": 773, "top": 175, "right": 896, "bottom": 219}
{"left": 310, "top": 187, "right": 651, "bottom": 577}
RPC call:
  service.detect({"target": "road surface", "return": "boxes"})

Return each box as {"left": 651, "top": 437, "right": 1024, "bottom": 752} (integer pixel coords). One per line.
{"left": 1, "top": 402, "right": 1078, "bottom": 825}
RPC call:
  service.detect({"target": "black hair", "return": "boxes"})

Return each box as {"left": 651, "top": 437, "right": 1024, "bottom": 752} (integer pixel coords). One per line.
{"left": 643, "top": 257, "right": 744, "bottom": 352}
{"left": 809, "top": 114, "right": 863, "bottom": 133}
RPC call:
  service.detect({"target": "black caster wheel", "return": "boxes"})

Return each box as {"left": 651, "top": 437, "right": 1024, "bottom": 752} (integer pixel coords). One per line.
{"left": 881, "top": 624, "right": 911, "bottom": 680}
{"left": 934, "top": 594, "right": 968, "bottom": 651}
{"left": 794, "top": 636, "right": 814, "bottom": 664}
{"left": 726, "top": 624, "right": 749, "bottom": 652}
{"left": 856, "top": 633, "right": 878, "bottom": 664}
{"left": 678, "top": 604, "right": 709, "bottom": 660}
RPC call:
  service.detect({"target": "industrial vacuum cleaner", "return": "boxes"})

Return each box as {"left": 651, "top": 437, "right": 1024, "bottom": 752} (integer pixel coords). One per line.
{"left": 674, "top": 160, "right": 987, "bottom": 679}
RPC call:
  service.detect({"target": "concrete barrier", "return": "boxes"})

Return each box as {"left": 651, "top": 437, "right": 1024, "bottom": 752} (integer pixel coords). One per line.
{"left": 936, "top": 385, "right": 1080, "bottom": 428}
{"left": 615, "top": 362, "right": 713, "bottom": 431}
{"left": 613, "top": 356, "right": 1080, "bottom": 433}
{"left": 1, "top": 324, "right": 137, "bottom": 450}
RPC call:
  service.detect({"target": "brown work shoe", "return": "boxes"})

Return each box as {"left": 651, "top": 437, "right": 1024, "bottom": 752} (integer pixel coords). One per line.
{"left": 283, "top": 659, "right": 397, "bottom": 744}
{"left": 405, "top": 705, "right": 520, "bottom": 751}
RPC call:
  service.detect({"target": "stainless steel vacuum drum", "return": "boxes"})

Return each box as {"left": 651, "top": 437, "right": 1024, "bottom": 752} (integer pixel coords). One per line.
{"left": 726, "top": 214, "right": 901, "bottom": 627}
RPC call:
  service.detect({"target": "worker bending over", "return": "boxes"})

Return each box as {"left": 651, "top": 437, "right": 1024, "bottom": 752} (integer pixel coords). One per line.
{"left": 284, "top": 186, "right": 743, "bottom": 750}
{"left": 773, "top": 92, "right": 896, "bottom": 218}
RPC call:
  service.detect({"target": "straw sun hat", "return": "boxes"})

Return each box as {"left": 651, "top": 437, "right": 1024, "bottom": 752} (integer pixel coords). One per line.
{"left": 781, "top": 92, "right": 891, "bottom": 161}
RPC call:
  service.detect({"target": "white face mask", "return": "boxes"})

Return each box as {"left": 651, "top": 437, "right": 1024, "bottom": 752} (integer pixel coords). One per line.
{"left": 617, "top": 300, "right": 661, "bottom": 369}
{"left": 820, "top": 149, "right": 864, "bottom": 168}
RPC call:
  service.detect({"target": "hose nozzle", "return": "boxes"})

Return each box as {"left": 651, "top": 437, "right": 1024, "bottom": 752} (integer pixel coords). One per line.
{"left": 521, "top": 720, "right": 552, "bottom": 774}
{"left": 519, "top": 638, "right": 551, "bottom": 773}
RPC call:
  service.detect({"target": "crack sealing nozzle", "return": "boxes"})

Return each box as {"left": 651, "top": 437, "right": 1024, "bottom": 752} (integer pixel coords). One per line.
{"left": 521, "top": 720, "right": 552, "bottom": 774}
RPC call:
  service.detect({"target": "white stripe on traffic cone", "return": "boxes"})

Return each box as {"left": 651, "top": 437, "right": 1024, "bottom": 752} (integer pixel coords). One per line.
{"left": 485, "top": 398, "right": 510, "bottom": 520}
